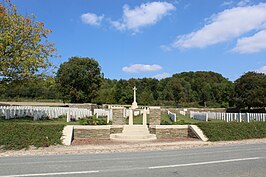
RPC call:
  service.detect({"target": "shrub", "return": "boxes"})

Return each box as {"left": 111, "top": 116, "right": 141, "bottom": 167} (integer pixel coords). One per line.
{"left": 78, "top": 116, "right": 107, "bottom": 125}
{"left": 79, "top": 118, "right": 88, "bottom": 125}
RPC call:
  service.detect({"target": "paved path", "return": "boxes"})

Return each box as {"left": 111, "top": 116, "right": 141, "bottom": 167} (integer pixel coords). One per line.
{"left": 0, "top": 142, "right": 265, "bottom": 177}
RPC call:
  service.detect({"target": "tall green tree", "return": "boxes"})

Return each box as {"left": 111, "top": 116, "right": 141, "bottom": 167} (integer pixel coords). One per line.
{"left": 56, "top": 57, "right": 103, "bottom": 103}
{"left": 170, "top": 77, "right": 182, "bottom": 106}
{"left": 173, "top": 71, "right": 233, "bottom": 107}
{"left": 114, "top": 79, "right": 133, "bottom": 104}
{"left": 0, "top": 0, "right": 57, "bottom": 81}
{"left": 93, "top": 79, "right": 116, "bottom": 104}
{"left": 234, "top": 72, "right": 266, "bottom": 109}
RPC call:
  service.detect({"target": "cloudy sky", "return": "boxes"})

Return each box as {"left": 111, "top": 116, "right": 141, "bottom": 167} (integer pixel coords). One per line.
{"left": 10, "top": 0, "right": 266, "bottom": 81}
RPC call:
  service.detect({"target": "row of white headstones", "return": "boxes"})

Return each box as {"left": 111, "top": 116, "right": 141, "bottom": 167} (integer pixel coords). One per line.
{"left": 0, "top": 106, "right": 92, "bottom": 121}
{"left": 0, "top": 106, "right": 154, "bottom": 123}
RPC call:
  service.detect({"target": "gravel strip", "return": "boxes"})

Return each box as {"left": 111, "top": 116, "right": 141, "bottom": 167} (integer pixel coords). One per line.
{"left": 1, "top": 138, "right": 266, "bottom": 157}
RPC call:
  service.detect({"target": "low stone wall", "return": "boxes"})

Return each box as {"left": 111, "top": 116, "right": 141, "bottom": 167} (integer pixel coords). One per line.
{"left": 188, "top": 127, "right": 199, "bottom": 139}
{"left": 149, "top": 125, "right": 198, "bottom": 139}
{"left": 110, "top": 125, "right": 124, "bottom": 134}
{"left": 74, "top": 125, "right": 110, "bottom": 140}
{"left": 73, "top": 125, "right": 201, "bottom": 141}
{"left": 74, "top": 125, "right": 124, "bottom": 140}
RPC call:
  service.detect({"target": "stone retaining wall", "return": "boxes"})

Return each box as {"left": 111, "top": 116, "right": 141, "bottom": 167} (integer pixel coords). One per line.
{"left": 74, "top": 125, "right": 200, "bottom": 141}
{"left": 149, "top": 125, "right": 198, "bottom": 139}
{"left": 74, "top": 125, "right": 124, "bottom": 140}
{"left": 188, "top": 128, "right": 199, "bottom": 139}
{"left": 74, "top": 126, "right": 110, "bottom": 140}
{"left": 110, "top": 127, "right": 123, "bottom": 134}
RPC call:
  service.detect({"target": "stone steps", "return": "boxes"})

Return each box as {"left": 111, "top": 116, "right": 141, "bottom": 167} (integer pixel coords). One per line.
{"left": 110, "top": 125, "right": 157, "bottom": 142}
{"left": 122, "top": 125, "right": 149, "bottom": 134}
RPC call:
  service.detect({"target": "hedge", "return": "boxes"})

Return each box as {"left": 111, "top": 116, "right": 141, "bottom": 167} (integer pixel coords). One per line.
{"left": 197, "top": 122, "right": 266, "bottom": 141}
{"left": 0, "top": 123, "right": 64, "bottom": 150}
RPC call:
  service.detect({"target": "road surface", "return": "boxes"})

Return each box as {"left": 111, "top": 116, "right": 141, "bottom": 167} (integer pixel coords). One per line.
{"left": 0, "top": 142, "right": 265, "bottom": 177}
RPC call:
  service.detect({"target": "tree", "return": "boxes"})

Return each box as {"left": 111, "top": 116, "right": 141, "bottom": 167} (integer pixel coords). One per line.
{"left": 0, "top": 76, "right": 60, "bottom": 99}
{"left": 93, "top": 78, "right": 116, "bottom": 104}
{"left": 172, "top": 71, "right": 233, "bottom": 107}
{"left": 0, "top": 0, "right": 57, "bottom": 81}
{"left": 114, "top": 79, "right": 133, "bottom": 104}
{"left": 56, "top": 57, "right": 103, "bottom": 103}
{"left": 139, "top": 89, "right": 154, "bottom": 105}
{"left": 234, "top": 72, "right": 266, "bottom": 109}
{"left": 170, "top": 77, "right": 182, "bottom": 106}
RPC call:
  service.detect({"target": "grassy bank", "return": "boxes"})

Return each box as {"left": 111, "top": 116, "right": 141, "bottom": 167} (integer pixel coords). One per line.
{"left": 0, "top": 122, "right": 64, "bottom": 150}
{"left": 197, "top": 122, "right": 266, "bottom": 141}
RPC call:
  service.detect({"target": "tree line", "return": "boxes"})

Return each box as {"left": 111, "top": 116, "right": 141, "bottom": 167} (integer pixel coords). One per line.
{"left": 0, "top": 56, "right": 265, "bottom": 109}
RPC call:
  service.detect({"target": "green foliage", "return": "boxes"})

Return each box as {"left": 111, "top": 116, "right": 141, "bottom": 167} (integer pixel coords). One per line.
{"left": 4, "top": 70, "right": 264, "bottom": 110}
{"left": 78, "top": 116, "right": 107, "bottom": 125}
{"left": 56, "top": 57, "right": 103, "bottom": 103}
{"left": 102, "top": 72, "right": 234, "bottom": 107}
{"left": 0, "top": 0, "right": 58, "bottom": 81}
{"left": 197, "top": 122, "right": 266, "bottom": 141}
{"left": 234, "top": 72, "right": 266, "bottom": 109}
{"left": 97, "top": 71, "right": 233, "bottom": 107}
{"left": 0, "top": 122, "right": 64, "bottom": 150}
{"left": 172, "top": 71, "right": 234, "bottom": 107}
{"left": 92, "top": 79, "right": 116, "bottom": 104}
{"left": 79, "top": 118, "right": 89, "bottom": 125}
{"left": 0, "top": 77, "right": 61, "bottom": 100}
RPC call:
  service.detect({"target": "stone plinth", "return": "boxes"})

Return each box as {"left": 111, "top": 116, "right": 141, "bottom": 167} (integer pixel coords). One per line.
{"left": 112, "top": 108, "right": 125, "bottom": 125}
{"left": 149, "top": 106, "right": 161, "bottom": 125}
{"left": 131, "top": 102, "right": 138, "bottom": 109}
{"left": 110, "top": 125, "right": 157, "bottom": 142}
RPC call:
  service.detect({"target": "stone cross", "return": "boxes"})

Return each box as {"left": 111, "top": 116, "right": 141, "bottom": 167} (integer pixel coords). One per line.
{"left": 131, "top": 86, "right": 138, "bottom": 109}
{"left": 133, "top": 86, "right": 137, "bottom": 103}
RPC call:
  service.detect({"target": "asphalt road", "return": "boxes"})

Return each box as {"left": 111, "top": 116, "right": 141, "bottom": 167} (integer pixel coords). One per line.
{"left": 0, "top": 143, "right": 266, "bottom": 177}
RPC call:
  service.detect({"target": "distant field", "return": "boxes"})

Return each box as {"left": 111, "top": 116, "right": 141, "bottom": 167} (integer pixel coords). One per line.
{"left": 0, "top": 101, "right": 67, "bottom": 106}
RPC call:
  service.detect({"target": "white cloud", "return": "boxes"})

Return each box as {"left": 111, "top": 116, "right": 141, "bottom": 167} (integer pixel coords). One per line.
{"left": 237, "top": 0, "right": 251, "bottom": 7}
{"left": 221, "top": 1, "right": 234, "bottom": 6}
{"left": 81, "top": 13, "right": 104, "bottom": 26}
{"left": 152, "top": 72, "right": 171, "bottom": 80}
{"left": 256, "top": 66, "right": 266, "bottom": 74}
{"left": 232, "top": 30, "right": 266, "bottom": 53}
{"left": 110, "top": 2, "right": 175, "bottom": 32}
{"left": 160, "top": 45, "right": 172, "bottom": 51}
{"left": 122, "top": 64, "right": 162, "bottom": 73}
{"left": 171, "top": 3, "right": 266, "bottom": 49}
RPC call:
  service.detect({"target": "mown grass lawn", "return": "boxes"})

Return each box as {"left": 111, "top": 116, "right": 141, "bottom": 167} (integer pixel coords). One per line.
{"left": 161, "top": 113, "right": 202, "bottom": 125}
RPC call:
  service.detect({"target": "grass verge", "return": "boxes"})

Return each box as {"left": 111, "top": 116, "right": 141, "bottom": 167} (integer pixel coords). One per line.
{"left": 0, "top": 122, "right": 64, "bottom": 150}
{"left": 197, "top": 122, "right": 266, "bottom": 141}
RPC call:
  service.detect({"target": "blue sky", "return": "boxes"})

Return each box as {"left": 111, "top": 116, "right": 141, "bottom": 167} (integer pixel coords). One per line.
{"left": 9, "top": 0, "right": 266, "bottom": 81}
